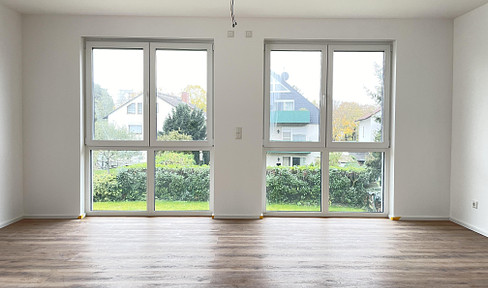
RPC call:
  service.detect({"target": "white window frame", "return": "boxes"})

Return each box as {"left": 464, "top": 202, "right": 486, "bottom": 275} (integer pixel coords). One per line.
{"left": 149, "top": 42, "right": 214, "bottom": 148}
{"left": 327, "top": 44, "right": 391, "bottom": 149}
{"left": 85, "top": 41, "right": 150, "bottom": 147}
{"left": 85, "top": 39, "right": 214, "bottom": 216}
{"left": 275, "top": 99, "right": 295, "bottom": 111}
{"left": 263, "top": 41, "right": 391, "bottom": 217}
{"left": 264, "top": 43, "right": 327, "bottom": 149}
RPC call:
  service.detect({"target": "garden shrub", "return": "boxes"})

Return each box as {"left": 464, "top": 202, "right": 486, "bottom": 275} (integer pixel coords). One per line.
{"left": 154, "top": 166, "right": 210, "bottom": 202}
{"left": 266, "top": 165, "right": 378, "bottom": 209}
{"left": 266, "top": 166, "right": 321, "bottom": 206}
{"left": 328, "top": 166, "right": 371, "bottom": 208}
{"left": 93, "top": 163, "right": 378, "bottom": 209}
{"left": 92, "top": 165, "right": 210, "bottom": 202}
{"left": 92, "top": 171, "right": 119, "bottom": 202}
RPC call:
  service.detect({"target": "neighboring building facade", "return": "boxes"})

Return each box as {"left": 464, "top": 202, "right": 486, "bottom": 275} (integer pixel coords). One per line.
{"left": 356, "top": 108, "right": 381, "bottom": 142}
{"left": 267, "top": 72, "right": 320, "bottom": 167}
{"left": 105, "top": 92, "right": 193, "bottom": 137}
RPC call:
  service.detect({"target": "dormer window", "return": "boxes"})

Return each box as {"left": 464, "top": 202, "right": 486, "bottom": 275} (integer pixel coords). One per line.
{"left": 275, "top": 100, "right": 294, "bottom": 111}
{"left": 127, "top": 103, "right": 136, "bottom": 114}
{"left": 270, "top": 78, "right": 290, "bottom": 93}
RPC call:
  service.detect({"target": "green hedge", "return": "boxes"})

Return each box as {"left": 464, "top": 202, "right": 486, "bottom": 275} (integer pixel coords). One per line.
{"left": 93, "top": 166, "right": 210, "bottom": 202}
{"left": 266, "top": 165, "right": 380, "bottom": 209}
{"left": 328, "top": 166, "right": 377, "bottom": 208}
{"left": 266, "top": 166, "right": 321, "bottom": 206}
{"left": 154, "top": 166, "right": 210, "bottom": 202}
{"left": 93, "top": 165, "right": 379, "bottom": 210}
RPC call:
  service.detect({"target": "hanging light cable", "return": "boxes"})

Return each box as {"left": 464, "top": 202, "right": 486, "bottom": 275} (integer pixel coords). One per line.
{"left": 230, "top": 0, "right": 237, "bottom": 27}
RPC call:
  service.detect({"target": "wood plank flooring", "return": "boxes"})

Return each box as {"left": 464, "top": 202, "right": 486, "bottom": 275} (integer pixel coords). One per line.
{"left": 0, "top": 217, "right": 487, "bottom": 287}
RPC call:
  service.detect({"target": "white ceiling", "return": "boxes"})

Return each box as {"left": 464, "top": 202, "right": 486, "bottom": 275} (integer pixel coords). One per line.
{"left": 1, "top": 0, "right": 487, "bottom": 19}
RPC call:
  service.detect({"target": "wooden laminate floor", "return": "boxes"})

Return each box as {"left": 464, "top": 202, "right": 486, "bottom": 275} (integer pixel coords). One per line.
{"left": 0, "top": 217, "right": 487, "bottom": 287}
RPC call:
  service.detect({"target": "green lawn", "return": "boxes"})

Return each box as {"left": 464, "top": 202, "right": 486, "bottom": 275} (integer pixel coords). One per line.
{"left": 266, "top": 203, "right": 367, "bottom": 212}
{"left": 93, "top": 201, "right": 366, "bottom": 213}
{"left": 93, "top": 201, "right": 209, "bottom": 211}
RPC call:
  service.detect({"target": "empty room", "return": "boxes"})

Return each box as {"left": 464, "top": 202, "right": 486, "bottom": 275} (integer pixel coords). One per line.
{"left": 1, "top": 0, "right": 488, "bottom": 286}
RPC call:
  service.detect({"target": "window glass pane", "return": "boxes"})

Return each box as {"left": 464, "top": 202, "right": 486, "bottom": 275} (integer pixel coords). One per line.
{"left": 91, "top": 150, "right": 147, "bottom": 211}
{"left": 328, "top": 152, "right": 384, "bottom": 213}
{"left": 155, "top": 151, "right": 210, "bottom": 211}
{"left": 92, "top": 49, "right": 144, "bottom": 141}
{"left": 269, "top": 51, "right": 321, "bottom": 143}
{"left": 137, "top": 103, "right": 142, "bottom": 114}
{"left": 332, "top": 51, "right": 384, "bottom": 143}
{"left": 156, "top": 50, "right": 207, "bottom": 141}
{"left": 266, "top": 152, "right": 321, "bottom": 212}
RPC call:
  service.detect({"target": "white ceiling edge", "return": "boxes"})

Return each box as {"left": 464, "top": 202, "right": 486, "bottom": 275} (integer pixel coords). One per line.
{"left": 1, "top": 0, "right": 488, "bottom": 19}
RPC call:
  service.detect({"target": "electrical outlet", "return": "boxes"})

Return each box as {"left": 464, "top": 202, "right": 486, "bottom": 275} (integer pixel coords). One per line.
{"left": 472, "top": 200, "right": 479, "bottom": 209}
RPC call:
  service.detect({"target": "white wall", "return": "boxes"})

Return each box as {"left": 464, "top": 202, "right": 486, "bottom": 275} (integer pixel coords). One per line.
{"left": 22, "top": 15, "right": 453, "bottom": 218}
{"left": 0, "top": 3, "right": 23, "bottom": 227}
{"left": 451, "top": 3, "right": 488, "bottom": 235}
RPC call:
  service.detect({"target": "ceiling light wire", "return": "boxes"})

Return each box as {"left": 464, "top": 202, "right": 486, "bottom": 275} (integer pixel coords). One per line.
{"left": 230, "top": 0, "right": 237, "bottom": 28}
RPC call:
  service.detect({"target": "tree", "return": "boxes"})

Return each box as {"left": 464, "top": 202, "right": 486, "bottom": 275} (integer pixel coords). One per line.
{"left": 162, "top": 104, "right": 208, "bottom": 165}
{"left": 94, "top": 121, "right": 134, "bottom": 141}
{"left": 364, "top": 63, "right": 384, "bottom": 179}
{"left": 93, "top": 84, "right": 114, "bottom": 121}
{"left": 93, "top": 121, "right": 137, "bottom": 171}
{"left": 156, "top": 151, "right": 195, "bottom": 166}
{"left": 157, "top": 130, "right": 192, "bottom": 141}
{"left": 365, "top": 63, "right": 384, "bottom": 106}
{"left": 183, "top": 85, "right": 207, "bottom": 111}
{"left": 332, "top": 101, "right": 376, "bottom": 141}
{"left": 162, "top": 104, "right": 206, "bottom": 141}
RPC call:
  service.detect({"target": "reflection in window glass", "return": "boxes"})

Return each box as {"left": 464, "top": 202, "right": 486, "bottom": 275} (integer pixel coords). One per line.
{"left": 332, "top": 51, "right": 384, "bottom": 143}
{"left": 155, "top": 151, "right": 210, "bottom": 211}
{"left": 92, "top": 49, "right": 144, "bottom": 141}
{"left": 328, "top": 152, "right": 384, "bottom": 213}
{"left": 91, "top": 150, "right": 147, "bottom": 211}
{"left": 156, "top": 50, "right": 207, "bottom": 142}
{"left": 269, "top": 51, "right": 321, "bottom": 143}
{"left": 266, "top": 152, "right": 321, "bottom": 212}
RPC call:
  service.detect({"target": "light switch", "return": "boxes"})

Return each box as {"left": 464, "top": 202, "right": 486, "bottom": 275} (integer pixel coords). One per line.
{"left": 235, "top": 127, "right": 242, "bottom": 139}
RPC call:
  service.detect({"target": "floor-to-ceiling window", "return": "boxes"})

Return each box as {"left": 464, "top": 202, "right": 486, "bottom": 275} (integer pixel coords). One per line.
{"left": 264, "top": 42, "right": 391, "bottom": 216}
{"left": 85, "top": 40, "right": 213, "bottom": 215}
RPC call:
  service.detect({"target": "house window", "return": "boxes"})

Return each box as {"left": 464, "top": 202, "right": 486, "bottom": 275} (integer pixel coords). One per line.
{"left": 264, "top": 42, "right": 391, "bottom": 216}
{"left": 85, "top": 40, "right": 213, "bottom": 215}
{"left": 282, "top": 128, "right": 292, "bottom": 141}
{"left": 128, "top": 125, "right": 142, "bottom": 134}
{"left": 275, "top": 100, "right": 294, "bottom": 111}
{"left": 293, "top": 134, "right": 306, "bottom": 142}
{"left": 283, "top": 157, "right": 290, "bottom": 166}
{"left": 270, "top": 78, "right": 290, "bottom": 93}
{"left": 127, "top": 103, "right": 136, "bottom": 114}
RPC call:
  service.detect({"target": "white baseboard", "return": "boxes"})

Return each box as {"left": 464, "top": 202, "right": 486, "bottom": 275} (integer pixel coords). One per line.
{"left": 212, "top": 214, "right": 262, "bottom": 220}
{"left": 23, "top": 214, "right": 80, "bottom": 219}
{"left": 0, "top": 215, "right": 24, "bottom": 229}
{"left": 450, "top": 217, "right": 488, "bottom": 238}
{"left": 396, "top": 216, "right": 450, "bottom": 221}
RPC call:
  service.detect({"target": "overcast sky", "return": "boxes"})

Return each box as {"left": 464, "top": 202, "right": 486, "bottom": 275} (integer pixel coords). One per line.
{"left": 92, "top": 49, "right": 207, "bottom": 99}
{"left": 270, "top": 50, "right": 383, "bottom": 106}
{"left": 93, "top": 48, "right": 383, "bottom": 107}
